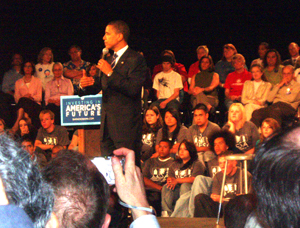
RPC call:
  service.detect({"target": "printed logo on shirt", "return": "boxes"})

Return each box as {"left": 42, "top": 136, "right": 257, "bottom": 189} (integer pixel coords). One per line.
{"left": 175, "top": 168, "right": 192, "bottom": 179}
{"left": 211, "top": 166, "right": 221, "bottom": 178}
{"left": 43, "top": 137, "right": 58, "bottom": 145}
{"left": 151, "top": 167, "right": 169, "bottom": 183}
{"left": 142, "top": 133, "right": 154, "bottom": 147}
{"left": 235, "top": 135, "right": 249, "bottom": 151}
{"left": 44, "top": 69, "right": 50, "bottom": 78}
{"left": 224, "top": 183, "right": 238, "bottom": 198}
{"left": 158, "top": 77, "right": 169, "bottom": 88}
{"left": 193, "top": 135, "right": 209, "bottom": 147}
{"left": 39, "top": 68, "right": 43, "bottom": 72}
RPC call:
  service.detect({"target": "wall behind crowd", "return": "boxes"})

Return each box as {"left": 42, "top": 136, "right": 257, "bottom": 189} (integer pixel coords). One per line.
{"left": 1, "top": 1, "right": 300, "bottom": 83}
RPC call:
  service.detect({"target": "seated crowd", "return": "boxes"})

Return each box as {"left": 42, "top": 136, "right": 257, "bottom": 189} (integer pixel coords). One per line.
{"left": 0, "top": 41, "right": 300, "bottom": 227}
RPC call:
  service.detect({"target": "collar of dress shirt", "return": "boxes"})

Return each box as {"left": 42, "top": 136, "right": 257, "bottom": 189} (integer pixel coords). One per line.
{"left": 114, "top": 45, "right": 129, "bottom": 66}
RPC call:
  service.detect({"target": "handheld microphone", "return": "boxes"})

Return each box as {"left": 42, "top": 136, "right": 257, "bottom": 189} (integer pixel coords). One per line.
{"left": 101, "top": 48, "right": 109, "bottom": 59}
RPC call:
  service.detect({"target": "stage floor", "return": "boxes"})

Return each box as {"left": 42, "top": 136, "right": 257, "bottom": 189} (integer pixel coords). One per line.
{"left": 157, "top": 217, "right": 224, "bottom": 228}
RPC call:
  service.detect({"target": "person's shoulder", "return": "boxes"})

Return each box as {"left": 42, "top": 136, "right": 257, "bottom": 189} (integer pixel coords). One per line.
{"left": 208, "top": 121, "right": 221, "bottom": 130}
{"left": 180, "top": 125, "right": 188, "bottom": 131}
{"left": 244, "top": 121, "right": 257, "bottom": 129}
{"left": 55, "top": 125, "right": 68, "bottom": 132}
{"left": 188, "top": 124, "right": 197, "bottom": 131}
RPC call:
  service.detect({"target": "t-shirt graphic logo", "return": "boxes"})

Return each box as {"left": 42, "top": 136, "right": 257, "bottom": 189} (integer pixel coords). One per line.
{"left": 142, "top": 133, "right": 154, "bottom": 147}
{"left": 235, "top": 135, "right": 249, "bottom": 151}
{"left": 151, "top": 167, "right": 169, "bottom": 182}
{"left": 158, "top": 77, "right": 169, "bottom": 87}
{"left": 224, "top": 183, "right": 237, "bottom": 198}
{"left": 211, "top": 166, "right": 221, "bottom": 177}
{"left": 175, "top": 168, "right": 192, "bottom": 178}
{"left": 193, "top": 135, "right": 209, "bottom": 147}
{"left": 43, "top": 137, "right": 58, "bottom": 145}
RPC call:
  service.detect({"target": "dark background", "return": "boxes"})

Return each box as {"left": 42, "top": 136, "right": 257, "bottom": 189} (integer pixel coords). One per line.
{"left": 1, "top": 0, "right": 300, "bottom": 82}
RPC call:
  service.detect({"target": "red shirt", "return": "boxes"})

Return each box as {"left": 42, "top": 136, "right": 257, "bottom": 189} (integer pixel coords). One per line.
{"left": 152, "top": 62, "right": 188, "bottom": 92}
{"left": 224, "top": 69, "right": 252, "bottom": 96}
{"left": 188, "top": 61, "right": 200, "bottom": 78}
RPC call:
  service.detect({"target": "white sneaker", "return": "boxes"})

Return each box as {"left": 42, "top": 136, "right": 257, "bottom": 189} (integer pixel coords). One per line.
{"left": 161, "top": 211, "right": 169, "bottom": 217}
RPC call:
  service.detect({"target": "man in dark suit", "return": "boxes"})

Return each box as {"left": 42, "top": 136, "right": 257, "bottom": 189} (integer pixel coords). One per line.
{"left": 282, "top": 42, "right": 300, "bottom": 69}
{"left": 80, "top": 20, "right": 147, "bottom": 164}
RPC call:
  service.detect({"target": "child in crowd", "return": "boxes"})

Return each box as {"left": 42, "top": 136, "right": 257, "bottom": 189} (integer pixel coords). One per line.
{"left": 256, "top": 118, "right": 280, "bottom": 146}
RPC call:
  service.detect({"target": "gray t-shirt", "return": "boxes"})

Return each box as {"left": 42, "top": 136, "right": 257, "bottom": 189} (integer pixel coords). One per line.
{"left": 142, "top": 157, "right": 174, "bottom": 185}
{"left": 36, "top": 125, "right": 70, "bottom": 146}
{"left": 156, "top": 125, "right": 188, "bottom": 146}
{"left": 168, "top": 160, "right": 205, "bottom": 179}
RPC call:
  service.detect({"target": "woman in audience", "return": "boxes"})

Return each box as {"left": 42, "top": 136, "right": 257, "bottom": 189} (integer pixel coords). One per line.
{"left": 241, "top": 64, "right": 272, "bottom": 121}
{"left": 256, "top": 118, "right": 280, "bottom": 146}
{"left": 251, "top": 42, "right": 270, "bottom": 67}
{"left": 86, "top": 63, "right": 101, "bottom": 94}
{"left": 35, "top": 47, "right": 54, "bottom": 89}
{"left": 161, "top": 140, "right": 205, "bottom": 217}
{"left": 45, "top": 62, "right": 73, "bottom": 125}
{"left": 215, "top": 44, "right": 237, "bottom": 85}
{"left": 14, "top": 118, "right": 37, "bottom": 141}
{"left": 141, "top": 106, "right": 163, "bottom": 162}
{"left": 154, "top": 108, "right": 189, "bottom": 157}
{"left": 189, "top": 55, "right": 219, "bottom": 111}
{"left": 263, "top": 49, "right": 283, "bottom": 85}
{"left": 223, "top": 103, "right": 259, "bottom": 154}
{"left": 12, "top": 61, "right": 42, "bottom": 132}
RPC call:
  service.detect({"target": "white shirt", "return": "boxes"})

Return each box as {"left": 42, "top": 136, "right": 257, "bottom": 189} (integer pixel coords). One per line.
{"left": 114, "top": 45, "right": 129, "bottom": 67}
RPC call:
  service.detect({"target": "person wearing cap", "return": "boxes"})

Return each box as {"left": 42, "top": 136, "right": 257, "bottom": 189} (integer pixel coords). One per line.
{"left": 152, "top": 55, "right": 184, "bottom": 112}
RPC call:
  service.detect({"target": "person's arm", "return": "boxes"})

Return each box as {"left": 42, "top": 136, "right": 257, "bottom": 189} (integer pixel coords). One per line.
{"left": 63, "top": 69, "right": 83, "bottom": 79}
{"left": 58, "top": 127, "right": 70, "bottom": 146}
{"left": 112, "top": 148, "right": 155, "bottom": 221}
{"left": 32, "top": 79, "right": 42, "bottom": 103}
{"left": 14, "top": 80, "right": 21, "bottom": 103}
{"left": 267, "top": 81, "right": 282, "bottom": 103}
{"left": 68, "top": 134, "right": 78, "bottom": 150}
{"left": 159, "top": 88, "right": 180, "bottom": 109}
{"left": 45, "top": 83, "right": 50, "bottom": 105}
{"left": 67, "top": 79, "right": 74, "bottom": 95}
{"left": 143, "top": 177, "right": 163, "bottom": 191}
{"left": 34, "top": 140, "right": 54, "bottom": 150}
{"left": 241, "top": 81, "right": 254, "bottom": 105}
{"left": 188, "top": 74, "right": 196, "bottom": 94}
{"left": 225, "top": 88, "right": 231, "bottom": 99}
{"left": 203, "top": 72, "right": 219, "bottom": 92}
{"left": 210, "top": 193, "right": 222, "bottom": 202}
{"left": 256, "top": 82, "right": 272, "bottom": 105}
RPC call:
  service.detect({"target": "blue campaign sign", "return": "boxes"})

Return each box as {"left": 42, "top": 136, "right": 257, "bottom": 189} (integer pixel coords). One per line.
{"left": 60, "top": 95, "right": 102, "bottom": 126}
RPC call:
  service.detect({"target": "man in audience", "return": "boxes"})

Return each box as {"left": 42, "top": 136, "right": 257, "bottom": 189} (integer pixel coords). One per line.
{"left": 187, "top": 103, "right": 220, "bottom": 165}
{"left": 0, "top": 134, "right": 57, "bottom": 228}
{"left": 194, "top": 151, "right": 252, "bottom": 217}
{"left": 224, "top": 54, "right": 252, "bottom": 109}
{"left": 152, "top": 55, "right": 183, "bottom": 111}
{"left": 247, "top": 125, "right": 300, "bottom": 227}
{"left": 34, "top": 110, "right": 69, "bottom": 161}
{"left": 143, "top": 139, "right": 174, "bottom": 216}
{"left": 188, "top": 45, "right": 209, "bottom": 79}
{"left": 43, "top": 148, "right": 160, "bottom": 228}
{"left": 2, "top": 53, "right": 23, "bottom": 96}
{"left": 282, "top": 42, "right": 300, "bottom": 69}
{"left": 171, "top": 130, "right": 236, "bottom": 217}
{"left": 21, "top": 136, "right": 47, "bottom": 168}
{"left": 251, "top": 65, "right": 300, "bottom": 127}
{"left": 63, "top": 45, "right": 90, "bottom": 94}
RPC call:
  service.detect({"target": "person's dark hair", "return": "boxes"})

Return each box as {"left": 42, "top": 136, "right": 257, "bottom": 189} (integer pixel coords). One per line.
{"left": 224, "top": 194, "right": 257, "bottom": 228}
{"left": 20, "top": 60, "right": 36, "bottom": 75}
{"left": 68, "top": 45, "right": 82, "bottom": 53}
{"left": 43, "top": 150, "right": 110, "bottom": 228}
{"left": 86, "top": 63, "right": 100, "bottom": 77}
{"left": 208, "top": 130, "right": 236, "bottom": 154}
{"left": 250, "top": 64, "right": 268, "bottom": 82}
{"left": 162, "top": 108, "right": 181, "bottom": 145}
{"left": 0, "top": 135, "right": 54, "bottom": 228}
{"left": 21, "top": 134, "right": 34, "bottom": 146}
{"left": 198, "top": 55, "right": 214, "bottom": 72}
{"left": 161, "top": 55, "right": 175, "bottom": 66}
{"left": 193, "top": 103, "right": 209, "bottom": 114}
{"left": 142, "top": 105, "right": 163, "bottom": 133}
{"left": 11, "top": 53, "right": 23, "bottom": 65}
{"left": 263, "top": 49, "right": 282, "bottom": 69}
{"left": 161, "top": 50, "right": 176, "bottom": 63}
{"left": 159, "top": 139, "right": 173, "bottom": 149}
{"left": 108, "top": 20, "right": 130, "bottom": 42}
{"left": 259, "top": 42, "right": 270, "bottom": 50}
{"left": 253, "top": 126, "right": 300, "bottom": 228}
{"left": 176, "top": 139, "right": 198, "bottom": 170}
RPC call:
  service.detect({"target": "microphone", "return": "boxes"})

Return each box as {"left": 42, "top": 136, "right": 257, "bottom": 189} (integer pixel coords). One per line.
{"left": 101, "top": 48, "right": 109, "bottom": 59}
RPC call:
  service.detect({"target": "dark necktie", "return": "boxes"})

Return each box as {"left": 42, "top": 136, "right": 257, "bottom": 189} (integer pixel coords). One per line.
{"left": 111, "top": 53, "right": 118, "bottom": 69}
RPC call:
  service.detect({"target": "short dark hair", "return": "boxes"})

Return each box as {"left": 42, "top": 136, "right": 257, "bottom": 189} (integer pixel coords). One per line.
{"left": 263, "top": 49, "right": 282, "bottom": 69}
{"left": 43, "top": 150, "right": 110, "bottom": 228}
{"left": 108, "top": 20, "right": 130, "bottom": 42}
{"left": 253, "top": 126, "right": 300, "bottom": 227}
{"left": 68, "top": 45, "right": 82, "bottom": 53}
{"left": 208, "top": 130, "right": 236, "bottom": 154}
{"left": 163, "top": 108, "right": 181, "bottom": 145}
{"left": 193, "top": 103, "right": 208, "bottom": 113}
{"left": 198, "top": 55, "right": 214, "bottom": 72}
{"left": 20, "top": 60, "right": 36, "bottom": 75}
{"left": 0, "top": 135, "right": 54, "bottom": 228}
{"left": 159, "top": 139, "right": 173, "bottom": 149}
{"left": 224, "top": 194, "right": 257, "bottom": 228}
{"left": 177, "top": 139, "right": 199, "bottom": 170}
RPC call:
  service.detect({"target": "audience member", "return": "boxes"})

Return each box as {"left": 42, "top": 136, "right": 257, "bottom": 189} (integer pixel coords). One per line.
{"left": 35, "top": 47, "right": 54, "bottom": 89}
{"left": 0, "top": 135, "right": 56, "bottom": 228}
{"left": 187, "top": 103, "right": 220, "bottom": 165}
{"left": 224, "top": 54, "right": 252, "bottom": 109}
{"left": 161, "top": 140, "right": 205, "bottom": 217}
{"left": 21, "top": 136, "right": 47, "bottom": 169}
{"left": 241, "top": 64, "right": 272, "bottom": 121}
{"left": 194, "top": 151, "right": 252, "bottom": 217}
{"left": 224, "top": 103, "right": 259, "bottom": 154}
{"left": 250, "top": 42, "right": 269, "bottom": 67}
{"left": 282, "top": 42, "right": 300, "bottom": 68}
{"left": 68, "top": 129, "right": 79, "bottom": 151}
{"left": 143, "top": 139, "right": 174, "bottom": 216}
{"left": 155, "top": 108, "right": 188, "bottom": 156}
{"left": 215, "top": 44, "right": 237, "bottom": 85}
{"left": 35, "top": 110, "right": 69, "bottom": 161}
{"left": 86, "top": 63, "right": 101, "bottom": 92}
{"left": 152, "top": 55, "right": 183, "bottom": 111}
{"left": 249, "top": 126, "right": 300, "bottom": 227}
{"left": 14, "top": 118, "right": 37, "bottom": 142}
{"left": 251, "top": 65, "right": 300, "bottom": 127}
{"left": 141, "top": 106, "right": 163, "bottom": 162}
{"left": 171, "top": 130, "right": 236, "bottom": 217}
{"left": 45, "top": 62, "right": 74, "bottom": 125}
{"left": 12, "top": 61, "right": 43, "bottom": 132}
{"left": 263, "top": 49, "right": 283, "bottom": 85}
{"left": 188, "top": 45, "right": 209, "bottom": 79}
{"left": 63, "top": 45, "right": 90, "bottom": 94}
{"left": 256, "top": 118, "right": 280, "bottom": 146}
{"left": 2, "top": 53, "right": 23, "bottom": 96}
{"left": 189, "top": 55, "right": 219, "bottom": 110}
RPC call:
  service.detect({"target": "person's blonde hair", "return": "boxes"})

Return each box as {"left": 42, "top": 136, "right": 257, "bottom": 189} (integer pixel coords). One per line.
{"left": 37, "top": 47, "right": 53, "bottom": 64}
{"left": 39, "top": 110, "right": 55, "bottom": 120}
{"left": 228, "top": 103, "right": 246, "bottom": 127}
